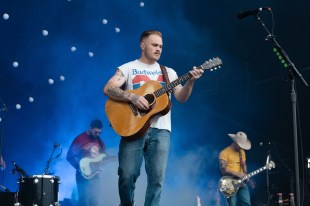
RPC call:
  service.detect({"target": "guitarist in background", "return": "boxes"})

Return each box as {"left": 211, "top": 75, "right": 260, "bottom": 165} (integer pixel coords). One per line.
{"left": 66, "top": 119, "right": 106, "bottom": 206}
{"left": 103, "top": 30, "right": 204, "bottom": 206}
{"left": 219, "top": 131, "right": 252, "bottom": 206}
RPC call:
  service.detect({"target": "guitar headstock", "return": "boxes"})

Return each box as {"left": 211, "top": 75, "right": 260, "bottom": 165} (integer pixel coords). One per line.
{"left": 200, "top": 57, "right": 222, "bottom": 71}
{"left": 267, "top": 161, "right": 276, "bottom": 170}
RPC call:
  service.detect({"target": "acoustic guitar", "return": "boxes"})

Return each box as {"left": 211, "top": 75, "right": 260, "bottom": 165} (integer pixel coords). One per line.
{"left": 105, "top": 57, "right": 222, "bottom": 140}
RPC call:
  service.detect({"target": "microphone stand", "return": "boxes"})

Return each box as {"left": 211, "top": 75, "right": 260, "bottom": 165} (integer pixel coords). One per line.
{"left": 0, "top": 183, "right": 10, "bottom": 192}
{"left": 254, "top": 13, "right": 309, "bottom": 206}
{"left": 43, "top": 144, "right": 62, "bottom": 175}
{"left": 266, "top": 143, "right": 271, "bottom": 206}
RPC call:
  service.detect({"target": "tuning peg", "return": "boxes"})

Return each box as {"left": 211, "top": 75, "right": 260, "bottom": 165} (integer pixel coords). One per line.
{"left": 210, "top": 67, "right": 220, "bottom": 71}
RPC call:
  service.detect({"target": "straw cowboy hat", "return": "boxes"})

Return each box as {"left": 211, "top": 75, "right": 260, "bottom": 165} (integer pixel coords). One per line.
{"left": 228, "top": 131, "right": 251, "bottom": 150}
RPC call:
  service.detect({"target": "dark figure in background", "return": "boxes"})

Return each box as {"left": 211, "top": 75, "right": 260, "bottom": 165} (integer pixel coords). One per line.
{"left": 219, "top": 131, "right": 252, "bottom": 206}
{"left": 67, "top": 119, "right": 106, "bottom": 206}
{"left": 103, "top": 30, "right": 204, "bottom": 206}
{"left": 0, "top": 155, "right": 5, "bottom": 170}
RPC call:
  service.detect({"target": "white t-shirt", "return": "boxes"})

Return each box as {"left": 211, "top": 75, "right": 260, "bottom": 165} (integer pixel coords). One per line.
{"left": 118, "top": 59, "right": 178, "bottom": 132}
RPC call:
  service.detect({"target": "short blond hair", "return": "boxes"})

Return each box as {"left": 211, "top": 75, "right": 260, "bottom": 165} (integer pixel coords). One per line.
{"left": 140, "top": 30, "right": 162, "bottom": 43}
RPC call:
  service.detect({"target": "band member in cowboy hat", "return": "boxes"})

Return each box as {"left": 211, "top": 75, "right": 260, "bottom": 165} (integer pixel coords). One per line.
{"left": 219, "top": 131, "right": 252, "bottom": 206}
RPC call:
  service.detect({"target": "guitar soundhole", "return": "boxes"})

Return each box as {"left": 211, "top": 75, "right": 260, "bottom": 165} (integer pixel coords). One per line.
{"left": 139, "top": 94, "right": 155, "bottom": 116}
{"left": 144, "top": 94, "right": 155, "bottom": 105}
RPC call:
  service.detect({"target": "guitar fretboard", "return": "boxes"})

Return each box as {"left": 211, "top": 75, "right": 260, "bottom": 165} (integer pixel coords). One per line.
{"left": 241, "top": 161, "right": 274, "bottom": 182}
{"left": 153, "top": 57, "right": 222, "bottom": 97}
{"left": 154, "top": 72, "right": 194, "bottom": 97}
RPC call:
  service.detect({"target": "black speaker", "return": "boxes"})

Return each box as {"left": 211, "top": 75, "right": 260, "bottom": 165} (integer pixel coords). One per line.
{"left": 0, "top": 192, "right": 15, "bottom": 206}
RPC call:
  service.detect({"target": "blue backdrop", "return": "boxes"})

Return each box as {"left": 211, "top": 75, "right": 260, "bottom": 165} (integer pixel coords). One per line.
{"left": 1, "top": 0, "right": 309, "bottom": 205}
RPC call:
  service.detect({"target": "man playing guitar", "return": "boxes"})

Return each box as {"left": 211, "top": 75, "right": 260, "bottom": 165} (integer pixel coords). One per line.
{"left": 219, "top": 131, "right": 252, "bottom": 206}
{"left": 66, "top": 119, "right": 106, "bottom": 206}
{"left": 103, "top": 30, "right": 204, "bottom": 206}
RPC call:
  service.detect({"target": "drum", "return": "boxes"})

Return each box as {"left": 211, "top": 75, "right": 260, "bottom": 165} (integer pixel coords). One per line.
{"left": 18, "top": 175, "right": 60, "bottom": 206}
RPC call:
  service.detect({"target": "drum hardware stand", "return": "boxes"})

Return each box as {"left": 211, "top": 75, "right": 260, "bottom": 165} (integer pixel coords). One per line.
{"left": 248, "top": 9, "right": 309, "bottom": 206}
{"left": 14, "top": 192, "right": 22, "bottom": 206}
{"left": 41, "top": 143, "right": 62, "bottom": 206}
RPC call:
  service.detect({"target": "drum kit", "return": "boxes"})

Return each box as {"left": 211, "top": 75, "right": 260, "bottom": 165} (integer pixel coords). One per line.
{"left": 16, "top": 175, "right": 60, "bottom": 206}
{"left": 0, "top": 144, "right": 62, "bottom": 206}
{"left": 0, "top": 100, "right": 62, "bottom": 206}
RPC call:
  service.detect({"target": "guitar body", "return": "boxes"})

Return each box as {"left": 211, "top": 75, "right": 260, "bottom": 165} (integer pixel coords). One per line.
{"left": 219, "top": 161, "right": 276, "bottom": 198}
{"left": 105, "top": 80, "right": 171, "bottom": 140}
{"left": 79, "top": 154, "right": 106, "bottom": 179}
{"left": 105, "top": 58, "right": 222, "bottom": 139}
{"left": 218, "top": 176, "right": 242, "bottom": 197}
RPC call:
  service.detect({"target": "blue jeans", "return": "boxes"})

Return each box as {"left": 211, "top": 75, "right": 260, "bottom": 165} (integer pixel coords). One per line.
{"left": 226, "top": 185, "right": 251, "bottom": 206}
{"left": 118, "top": 128, "right": 170, "bottom": 206}
{"left": 76, "top": 171, "right": 101, "bottom": 206}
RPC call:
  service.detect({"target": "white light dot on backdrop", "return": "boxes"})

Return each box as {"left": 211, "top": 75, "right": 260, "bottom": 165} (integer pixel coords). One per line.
{"left": 13, "top": 61, "right": 19, "bottom": 68}
{"left": 16, "top": 104, "right": 21, "bottom": 110}
{"left": 3, "top": 13, "right": 9, "bottom": 20}
{"left": 88, "top": 52, "right": 94, "bottom": 57}
{"left": 0, "top": 117, "right": 2, "bottom": 122}
{"left": 115, "top": 27, "right": 120, "bottom": 33}
{"left": 42, "top": 30, "right": 49, "bottom": 36}
{"left": 102, "top": 19, "right": 108, "bottom": 25}
{"left": 48, "top": 78, "right": 54, "bottom": 84}
{"left": 60, "top": 75, "right": 65, "bottom": 81}
{"left": 71, "top": 46, "right": 76, "bottom": 52}
{"left": 28, "top": 97, "right": 34, "bottom": 102}
{"left": 140, "top": 2, "right": 145, "bottom": 7}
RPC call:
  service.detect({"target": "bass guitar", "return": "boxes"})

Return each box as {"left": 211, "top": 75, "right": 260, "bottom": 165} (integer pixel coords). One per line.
{"left": 219, "top": 161, "right": 275, "bottom": 198}
{"left": 105, "top": 57, "right": 222, "bottom": 140}
{"left": 79, "top": 154, "right": 117, "bottom": 179}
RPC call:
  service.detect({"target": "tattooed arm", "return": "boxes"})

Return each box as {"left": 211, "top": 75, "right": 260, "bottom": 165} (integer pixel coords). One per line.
{"left": 103, "top": 69, "right": 150, "bottom": 110}
{"left": 219, "top": 159, "right": 245, "bottom": 178}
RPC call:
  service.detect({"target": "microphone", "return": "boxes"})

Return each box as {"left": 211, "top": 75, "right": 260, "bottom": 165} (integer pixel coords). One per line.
{"left": 237, "top": 7, "right": 271, "bottom": 19}
{"left": 11, "top": 161, "right": 28, "bottom": 177}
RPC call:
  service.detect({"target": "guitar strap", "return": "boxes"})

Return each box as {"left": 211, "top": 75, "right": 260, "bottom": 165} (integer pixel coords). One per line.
{"left": 160, "top": 64, "right": 171, "bottom": 85}
{"left": 97, "top": 138, "right": 105, "bottom": 153}
{"left": 238, "top": 149, "right": 245, "bottom": 173}
{"left": 238, "top": 150, "right": 247, "bottom": 188}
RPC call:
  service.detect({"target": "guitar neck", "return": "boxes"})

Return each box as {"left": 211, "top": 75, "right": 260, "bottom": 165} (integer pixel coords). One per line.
{"left": 154, "top": 65, "right": 203, "bottom": 97}
{"left": 153, "top": 57, "right": 222, "bottom": 98}
{"left": 241, "top": 165, "right": 269, "bottom": 182}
